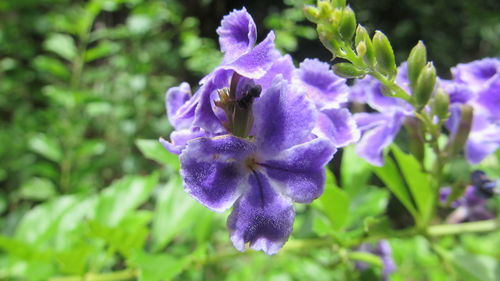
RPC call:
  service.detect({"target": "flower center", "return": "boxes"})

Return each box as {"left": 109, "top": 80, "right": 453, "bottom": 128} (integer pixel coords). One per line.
{"left": 244, "top": 155, "right": 260, "bottom": 172}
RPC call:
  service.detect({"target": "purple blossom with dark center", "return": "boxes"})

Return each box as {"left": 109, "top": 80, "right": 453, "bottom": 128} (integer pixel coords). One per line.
{"left": 356, "top": 240, "right": 396, "bottom": 281}
{"left": 180, "top": 77, "right": 335, "bottom": 254}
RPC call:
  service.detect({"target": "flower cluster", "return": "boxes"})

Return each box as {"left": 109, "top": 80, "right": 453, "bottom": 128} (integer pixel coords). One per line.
{"left": 161, "top": 8, "right": 358, "bottom": 254}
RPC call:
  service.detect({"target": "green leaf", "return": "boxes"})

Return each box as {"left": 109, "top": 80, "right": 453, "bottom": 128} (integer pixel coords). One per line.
{"left": 151, "top": 176, "right": 211, "bottom": 251}
{"left": 313, "top": 169, "right": 350, "bottom": 230}
{"left": 450, "top": 249, "right": 500, "bottom": 281}
{"left": 341, "top": 145, "right": 372, "bottom": 195}
{"left": 136, "top": 139, "right": 180, "bottom": 170}
{"left": 130, "top": 252, "right": 190, "bottom": 281}
{"left": 29, "top": 134, "right": 63, "bottom": 162}
{"left": 391, "top": 145, "right": 433, "bottom": 222}
{"left": 372, "top": 156, "right": 418, "bottom": 219}
{"left": 346, "top": 187, "right": 389, "bottom": 228}
{"left": 43, "top": 33, "right": 77, "bottom": 61}
{"left": 32, "top": 55, "right": 70, "bottom": 79}
{"left": 84, "top": 40, "right": 119, "bottom": 62}
{"left": 94, "top": 173, "right": 158, "bottom": 227}
{"left": 19, "top": 177, "right": 57, "bottom": 201}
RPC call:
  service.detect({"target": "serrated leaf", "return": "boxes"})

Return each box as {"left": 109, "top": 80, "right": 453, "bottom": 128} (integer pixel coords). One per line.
{"left": 136, "top": 139, "right": 180, "bottom": 170}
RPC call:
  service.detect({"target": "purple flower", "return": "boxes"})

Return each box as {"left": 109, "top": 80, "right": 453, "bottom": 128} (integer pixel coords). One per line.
{"left": 444, "top": 58, "right": 500, "bottom": 163}
{"left": 440, "top": 170, "right": 496, "bottom": 223}
{"left": 179, "top": 77, "right": 336, "bottom": 254}
{"left": 294, "top": 59, "right": 360, "bottom": 147}
{"left": 349, "top": 63, "right": 418, "bottom": 166}
{"left": 356, "top": 240, "right": 396, "bottom": 281}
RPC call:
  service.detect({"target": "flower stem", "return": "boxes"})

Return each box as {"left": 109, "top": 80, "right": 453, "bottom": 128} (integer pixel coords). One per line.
{"left": 427, "top": 219, "right": 500, "bottom": 237}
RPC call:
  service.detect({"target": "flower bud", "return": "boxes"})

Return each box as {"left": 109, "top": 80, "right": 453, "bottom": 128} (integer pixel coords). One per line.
{"left": 407, "top": 41, "right": 427, "bottom": 89}
{"left": 372, "top": 31, "right": 397, "bottom": 79}
{"left": 318, "top": 0, "right": 333, "bottom": 19}
{"left": 413, "top": 62, "right": 437, "bottom": 110}
{"left": 339, "top": 6, "right": 356, "bottom": 41}
{"left": 303, "top": 5, "right": 320, "bottom": 23}
{"left": 333, "top": 62, "right": 366, "bottom": 78}
{"left": 356, "top": 41, "right": 366, "bottom": 57}
{"left": 331, "top": 0, "right": 346, "bottom": 8}
{"left": 355, "top": 25, "right": 375, "bottom": 67}
{"left": 446, "top": 105, "right": 473, "bottom": 157}
{"left": 404, "top": 117, "right": 425, "bottom": 163}
{"left": 432, "top": 88, "right": 450, "bottom": 121}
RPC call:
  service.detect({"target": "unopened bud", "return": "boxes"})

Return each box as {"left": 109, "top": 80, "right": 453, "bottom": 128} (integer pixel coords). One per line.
{"left": 355, "top": 25, "right": 375, "bottom": 66}
{"left": 413, "top": 62, "right": 437, "bottom": 110}
{"left": 333, "top": 62, "right": 366, "bottom": 78}
{"left": 331, "top": 0, "right": 346, "bottom": 8}
{"left": 432, "top": 88, "right": 450, "bottom": 121}
{"left": 407, "top": 41, "right": 427, "bottom": 89}
{"left": 446, "top": 105, "right": 473, "bottom": 157}
{"left": 338, "top": 6, "right": 356, "bottom": 41}
{"left": 303, "top": 5, "right": 320, "bottom": 23}
{"left": 318, "top": 0, "right": 333, "bottom": 19}
{"left": 404, "top": 117, "right": 425, "bottom": 163}
{"left": 356, "top": 41, "right": 366, "bottom": 57}
{"left": 373, "top": 31, "right": 397, "bottom": 79}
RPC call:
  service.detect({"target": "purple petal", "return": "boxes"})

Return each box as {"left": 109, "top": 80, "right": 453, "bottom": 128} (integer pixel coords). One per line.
{"left": 253, "top": 76, "right": 317, "bottom": 155}
{"left": 166, "top": 82, "right": 191, "bottom": 129}
{"left": 441, "top": 79, "right": 475, "bottom": 105}
{"left": 355, "top": 112, "right": 404, "bottom": 166}
{"left": 294, "top": 58, "right": 348, "bottom": 109}
{"left": 452, "top": 58, "right": 500, "bottom": 90}
{"left": 179, "top": 135, "right": 255, "bottom": 212}
{"left": 465, "top": 112, "right": 500, "bottom": 164}
{"left": 255, "top": 54, "right": 295, "bottom": 90}
{"left": 217, "top": 8, "right": 257, "bottom": 63}
{"left": 160, "top": 127, "right": 207, "bottom": 154}
{"left": 476, "top": 77, "right": 500, "bottom": 121}
{"left": 219, "top": 32, "right": 280, "bottom": 80}
{"left": 261, "top": 138, "right": 336, "bottom": 203}
{"left": 227, "top": 172, "right": 294, "bottom": 255}
{"left": 313, "top": 108, "right": 360, "bottom": 147}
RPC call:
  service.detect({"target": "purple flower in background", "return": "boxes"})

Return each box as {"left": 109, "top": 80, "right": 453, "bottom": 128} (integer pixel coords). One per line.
{"left": 180, "top": 77, "right": 335, "bottom": 254}
{"left": 440, "top": 170, "right": 497, "bottom": 223}
{"left": 356, "top": 240, "right": 396, "bottom": 281}
{"left": 444, "top": 58, "right": 500, "bottom": 163}
{"left": 349, "top": 63, "right": 417, "bottom": 166}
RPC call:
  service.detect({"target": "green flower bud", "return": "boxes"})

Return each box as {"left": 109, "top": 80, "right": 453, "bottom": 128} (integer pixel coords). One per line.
{"left": 318, "top": 0, "right": 333, "bottom": 19}
{"left": 338, "top": 6, "right": 356, "bottom": 41}
{"left": 331, "top": 0, "right": 346, "bottom": 8}
{"left": 407, "top": 41, "right": 427, "bottom": 89}
{"left": 413, "top": 62, "right": 437, "bottom": 110}
{"left": 355, "top": 25, "right": 375, "bottom": 66}
{"left": 333, "top": 62, "right": 366, "bottom": 78}
{"left": 372, "top": 30, "right": 397, "bottom": 79}
{"left": 303, "top": 5, "right": 320, "bottom": 23}
{"left": 432, "top": 88, "right": 450, "bottom": 121}
{"left": 404, "top": 117, "right": 425, "bottom": 163}
{"left": 356, "top": 41, "right": 366, "bottom": 57}
{"left": 446, "top": 105, "right": 473, "bottom": 158}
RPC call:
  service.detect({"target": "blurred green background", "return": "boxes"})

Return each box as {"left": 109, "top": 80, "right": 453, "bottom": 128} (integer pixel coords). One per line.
{"left": 0, "top": 0, "right": 499, "bottom": 280}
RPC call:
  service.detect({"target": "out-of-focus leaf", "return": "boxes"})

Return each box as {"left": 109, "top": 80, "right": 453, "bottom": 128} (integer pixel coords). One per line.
{"left": 346, "top": 187, "right": 389, "bottom": 228}
{"left": 130, "top": 252, "right": 190, "bottom": 281}
{"left": 43, "top": 33, "right": 77, "bottom": 61}
{"left": 151, "top": 176, "right": 209, "bottom": 251}
{"left": 450, "top": 249, "right": 500, "bottom": 281}
{"left": 372, "top": 156, "right": 418, "bottom": 219}
{"left": 42, "top": 86, "right": 76, "bottom": 108}
{"left": 136, "top": 139, "right": 180, "bottom": 170}
{"left": 341, "top": 145, "right": 372, "bottom": 195}
{"left": 19, "top": 177, "right": 57, "bottom": 201}
{"left": 391, "top": 145, "right": 433, "bottom": 222}
{"left": 84, "top": 40, "right": 119, "bottom": 62}
{"left": 0, "top": 195, "right": 8, "bottom": 214}
{"left": 313, "top": 169, "right": 350, "bottom": 230}
{"left": 75, "top": 140, "right": 106, "bottom": 157}
{"left": 55, "top": 245, "right": 92, "bottom": 275}
{"left": 127, "top": 15, "right": 153, "bottom": 34}
{"left": 94, "top": 173, "right": 158, "bottom": 227}
{"left": 32, "top": 55, "right": 70, "bottom": 79}
{"left": 29, "top": 134, "right": 63, "bottom": 162}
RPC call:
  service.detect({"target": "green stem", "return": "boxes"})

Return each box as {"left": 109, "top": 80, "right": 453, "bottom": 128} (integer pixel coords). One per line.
{"left": 427, "top": 219, "right": 500, "bottom": 237}
{"left": 48, "top": 269, "right": 137, "bottom": 281}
